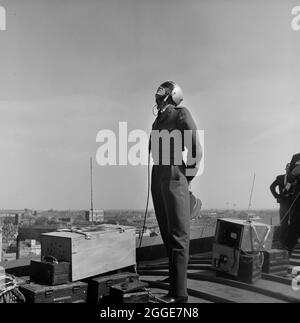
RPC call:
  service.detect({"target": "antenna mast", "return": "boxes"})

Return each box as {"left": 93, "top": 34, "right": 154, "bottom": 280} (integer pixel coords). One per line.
{"left": 90, "top": 157, "right": 94, "bottom": 222}
{"left": 247, "top": 173, "right": 256, "bottom": 220}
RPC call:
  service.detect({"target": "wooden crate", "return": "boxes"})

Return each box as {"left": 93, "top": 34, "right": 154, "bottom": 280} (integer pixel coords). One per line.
{"left": 214, "top": 218, "right": 273, "bottom": 252}
{"left": 19, "top": 281, "right": 88, "bottom": 303}
{"left": 30, "top": 260, "right": 70, "bottom": 286}
{"left": 40, "top": 225, "right": 136, "bottom": 281}
{"left": 262, "top": 249, "right": 289, "bottom": 275}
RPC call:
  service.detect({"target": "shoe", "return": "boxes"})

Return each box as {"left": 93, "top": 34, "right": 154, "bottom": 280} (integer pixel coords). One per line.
{"left": 158, "top": 294, "right": 188, "bottom": 303}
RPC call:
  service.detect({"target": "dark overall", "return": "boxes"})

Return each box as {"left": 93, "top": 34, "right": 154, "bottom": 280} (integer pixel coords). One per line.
{"left": 284, "top": 184, "right": 300, "bottom": 253}
{"left": 270, "top": 175, "right": 292, "bottom": 245}
{"left": 150, "top": 104, "right": 201, "bottom": 298}
{"left": 284, "top": 154, "right": 300, "bottom": 253}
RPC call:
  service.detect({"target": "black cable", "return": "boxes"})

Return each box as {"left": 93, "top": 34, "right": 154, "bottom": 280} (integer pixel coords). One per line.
{"left": 138, "top": 144, "right": 151, "bottom": 250}
{"left": 280, "top": 190, "right": 300, "bottom": 225}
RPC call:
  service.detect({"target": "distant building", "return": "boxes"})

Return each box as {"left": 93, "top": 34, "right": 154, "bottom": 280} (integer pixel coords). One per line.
{"left": 0, "top": 209, "right": 34, "bottom": 217}
{"left": 85, "top": 209, "right": 104, "bottom": 223}
{"left": 58, "top": 217, "right": 73, "bottom": 224}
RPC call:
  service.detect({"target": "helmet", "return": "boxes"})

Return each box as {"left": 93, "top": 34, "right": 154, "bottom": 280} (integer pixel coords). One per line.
{"left": 155, "top": 81, "right": 183, "bottom": 106}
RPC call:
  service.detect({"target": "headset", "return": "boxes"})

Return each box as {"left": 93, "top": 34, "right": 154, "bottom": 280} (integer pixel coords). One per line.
{"left": 152, "top": 81, "right": 183, "bottom": 116}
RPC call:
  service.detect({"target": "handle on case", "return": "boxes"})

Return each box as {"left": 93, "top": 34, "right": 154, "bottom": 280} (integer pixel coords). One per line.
{"left": 43, "top": 255, "right": 59, "bottom": 264}
{"left": 58, "top": 228, "right": 91, "bottom": 240}
{"left": 45, "top": 289, "right": 54, "bottom": 297}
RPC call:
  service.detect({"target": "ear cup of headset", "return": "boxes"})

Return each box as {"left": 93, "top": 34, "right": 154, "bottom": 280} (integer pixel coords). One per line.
{"left": 156, "top": 81, "right": 183, "bottom": 106}
{"left": 171, "top": 83, "right": 183, "bottom": 106}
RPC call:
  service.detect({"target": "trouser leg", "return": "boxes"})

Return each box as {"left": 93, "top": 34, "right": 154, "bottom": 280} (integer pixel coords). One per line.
{"left": 151, "top": 168, "right": 171, "bottom": 259}
{"left": 161, "top": 174, "right": 190, "bottom": 298}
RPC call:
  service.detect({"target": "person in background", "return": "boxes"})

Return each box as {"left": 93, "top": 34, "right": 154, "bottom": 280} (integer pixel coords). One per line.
{"left": 284, "top": 154, "right": 300, "bottom": 255}
{"left": 270, "top": 163, "right": 292, "bottom": 247}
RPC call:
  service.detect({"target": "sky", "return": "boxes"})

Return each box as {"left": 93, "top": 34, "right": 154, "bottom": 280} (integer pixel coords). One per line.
{"left": 0, "top": 0, "right": 299, "bottom": 210}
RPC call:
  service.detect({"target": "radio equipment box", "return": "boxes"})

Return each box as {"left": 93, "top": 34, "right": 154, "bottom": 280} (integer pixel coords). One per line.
{"left": 216, "top": 252, "right": 262, "bottom": 284}
{"left": 19, "top": 281, "right": 88, "bottom": 303}
{"left": 40, "top": 225, "right": 136, "bottom": 281}
{"left": 212, "top": 243, "right": 240, "bottom": 276}
{"left": 214, "top": 218, "right": 273, "bottom": 252}
{"left": 262, "top": 249, "right": 289, "bottom": 275}
{"left": 110, "top": 280, "right": 149, "bottom": 303}
{"left": 87, "top": 271, "right": 139, "bottom": 303}
{"left": 238, "top": 253, "right": 262, "bottom": 284}
{"left": 30, "top": 257, "right": 70, "bottom": 286}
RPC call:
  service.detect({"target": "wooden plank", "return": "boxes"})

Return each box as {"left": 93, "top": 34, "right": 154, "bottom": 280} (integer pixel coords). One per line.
{"left": 188, "top": 271, "right": 300, "bottom": 303}
{"left": 138, "top": 255, "right": 212, "bottom": 268}
{"left": 147, "top": 287, "right": 212, "bottom": 303}
{"left": 290, "top": 258, "right": 300, "bottom": 266}
{"left": 262, "top": 273, "right": 291, "bottom": 286}
{"left": 253, "top": 278, "right": 300, "bottom": 301}
{"left": 140, "top": 267, "right": 298, "bottom": 303}
{"left": 138, "top": 264, "right": 211, "bottom": 272}
{"left": 142, "top": 277, "right": 235, "bottom": 303}
{"left": 140, "top": 271, "right": 286, "bottom": 303}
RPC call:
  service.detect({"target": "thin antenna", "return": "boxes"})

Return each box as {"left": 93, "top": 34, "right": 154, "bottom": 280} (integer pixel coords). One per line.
{"left": 90, "top": 157, "right": 94, "bottom": 222}
{"left": 247, "top": 173, "right": 256, "bottom": 217}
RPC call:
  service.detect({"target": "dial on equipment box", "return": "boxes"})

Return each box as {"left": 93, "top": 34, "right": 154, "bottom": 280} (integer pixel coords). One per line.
{"left": 40, "top": 225, "right": 136, "bottom": 281}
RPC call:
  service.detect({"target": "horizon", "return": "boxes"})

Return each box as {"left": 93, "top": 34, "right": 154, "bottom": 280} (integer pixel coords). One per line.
{"left": 0, "top": 207, "right": 279, "bottom": 212}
